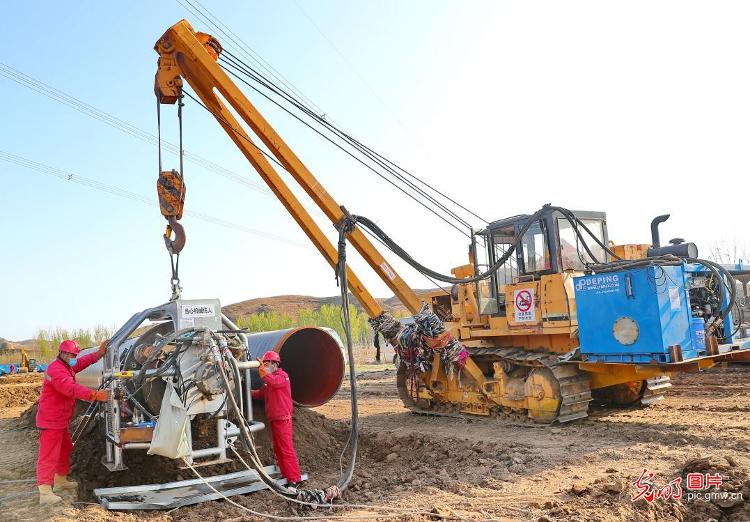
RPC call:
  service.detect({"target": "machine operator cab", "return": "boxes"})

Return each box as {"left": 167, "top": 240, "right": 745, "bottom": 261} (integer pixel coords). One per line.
{"left": 476, "top": 208, "right": 609, "bottom": 316}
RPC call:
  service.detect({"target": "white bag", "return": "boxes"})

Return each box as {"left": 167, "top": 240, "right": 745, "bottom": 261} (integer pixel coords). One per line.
{"left": 147, "top": 382, "right": 191, "bottom": 459}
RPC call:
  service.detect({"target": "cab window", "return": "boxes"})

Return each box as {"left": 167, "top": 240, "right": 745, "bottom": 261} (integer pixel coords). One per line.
{"left": 520, "top": 221, "right": 550, "bottom": 274}
{"left": 557, "top": 218, "right": 606, "bottom": 270}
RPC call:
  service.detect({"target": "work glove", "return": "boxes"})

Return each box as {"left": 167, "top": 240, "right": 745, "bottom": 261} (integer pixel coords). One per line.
{"left": 257, "top": 358, "right": 268, "bottom": 379}
{"left": 97, "top": 339, "right": 110, "bottom": 357}
{"left": 90, "top": 389, "right": 110, "bottom": 402}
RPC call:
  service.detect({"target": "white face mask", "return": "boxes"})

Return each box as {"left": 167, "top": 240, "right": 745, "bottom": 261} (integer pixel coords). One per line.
{"left": 263, "top": 362, "right": 276, "bottom": 373}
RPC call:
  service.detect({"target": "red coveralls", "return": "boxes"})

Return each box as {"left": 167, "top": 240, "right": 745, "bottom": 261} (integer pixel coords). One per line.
{"left": 36, "top": 351, "right": 101, "bottom": 485}
{"left": 251, "top": 368, "right": 301, "bottom": 483}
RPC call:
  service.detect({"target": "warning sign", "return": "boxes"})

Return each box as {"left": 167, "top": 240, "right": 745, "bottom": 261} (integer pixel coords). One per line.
{"left": 514, "top": 288, "right": 536, "bottom": 322}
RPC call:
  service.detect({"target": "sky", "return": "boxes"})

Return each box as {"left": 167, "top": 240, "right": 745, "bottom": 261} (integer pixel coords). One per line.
{"left": 1, "top": 1, "right": 749, "bottom": 341}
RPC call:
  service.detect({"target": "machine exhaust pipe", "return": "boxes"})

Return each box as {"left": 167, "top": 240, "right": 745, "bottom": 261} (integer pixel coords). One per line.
{"left": 650, "top": 214, "right": 670, "bottom": 248}
{"left": 247, "top": 327, "right": 345, "bottom": 407}
{"left": 647, "top": 213, "right": 698, "bottom": 259}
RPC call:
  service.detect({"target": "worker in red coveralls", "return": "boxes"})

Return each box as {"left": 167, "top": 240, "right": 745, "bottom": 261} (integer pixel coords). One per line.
{"left": 251, "top": 350, "right": 302, "bottom": 487}
{"left": 36, "top": 339, "right": 110, "bottom": 505}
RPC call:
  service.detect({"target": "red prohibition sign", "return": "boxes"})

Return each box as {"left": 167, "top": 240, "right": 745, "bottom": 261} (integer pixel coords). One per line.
{"left": 516, "top": 290, "right": 532, "bottom": 312}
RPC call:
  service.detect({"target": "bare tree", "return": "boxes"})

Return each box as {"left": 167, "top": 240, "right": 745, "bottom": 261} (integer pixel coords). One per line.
{"left": 707, "top": 240, "right": 749, "bottom": 265}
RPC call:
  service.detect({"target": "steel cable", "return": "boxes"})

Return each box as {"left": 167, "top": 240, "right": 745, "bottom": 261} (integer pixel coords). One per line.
{"left": 220, "top": 52, "right": 479, "bottom": 230}
{"left": 213, "top": 58, "right": 471, "bottom": 237}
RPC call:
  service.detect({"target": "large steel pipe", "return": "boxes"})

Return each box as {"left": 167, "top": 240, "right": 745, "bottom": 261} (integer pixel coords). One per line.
{"left": 247, "top": 327, "right": 345, "bottom": 407}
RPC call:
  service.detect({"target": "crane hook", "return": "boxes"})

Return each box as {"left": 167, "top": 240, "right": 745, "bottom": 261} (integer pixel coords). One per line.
{"left": 164, "top": 216, "right": 186, "bottom": 254}
{"left": 157, "top": 169, "right": 186, "bottom": 254}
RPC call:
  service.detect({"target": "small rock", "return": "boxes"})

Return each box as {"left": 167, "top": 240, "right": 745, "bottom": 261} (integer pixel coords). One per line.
{"left": 473, "top": 465, "right": 491, "bottom": 477}
{"left": 606, "top": 468, "right": 617, "bottom": 473}
{"left": 571, "top": 482, "right": 589, "bottom": 495}
{"left": 726, "top": 455, "right": 738, "bottom": 467}
{"left": 550, "top": 428, "right": 562, "bottom": 434}
{"left": 544, "top": 500, "right": 559, "bottom": 509}
{"left": 430, "top": 506, "right": 452, "bottom": 520}
{"left": 384, "top": 452, "right": 398, "bottom": 462}
{"left": 537, "top": 515, "right": 552, "bottom": 522}
{"left": 605, "top": 480, "right": 624, "bottom": 494}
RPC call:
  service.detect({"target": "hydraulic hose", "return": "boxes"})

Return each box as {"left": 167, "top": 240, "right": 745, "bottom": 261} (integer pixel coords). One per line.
{"left": 351, "top": 204, "right": 619, "bottom": 285}
{"left": 334, "top": 216, "right": 360, "bottom": 492}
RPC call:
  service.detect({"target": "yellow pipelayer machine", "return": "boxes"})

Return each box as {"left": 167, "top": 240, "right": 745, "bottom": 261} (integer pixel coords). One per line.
{"left": 153, "top": 19, "right": 750, "bottom": 424}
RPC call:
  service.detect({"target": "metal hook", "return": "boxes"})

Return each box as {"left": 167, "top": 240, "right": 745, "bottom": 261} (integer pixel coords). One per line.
{"left": 164, "top": 216, "right": 186, "bottom": 254}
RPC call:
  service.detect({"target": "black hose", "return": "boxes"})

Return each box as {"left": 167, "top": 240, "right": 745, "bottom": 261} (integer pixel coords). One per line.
{"left": 334, "top": 215, "right": 359, "bottom": 492}
{"left": 352, "top": 205, "right": 549, "bottom": 284}
{"left": 351, "top": 204, "right": 622, "bottom": 285}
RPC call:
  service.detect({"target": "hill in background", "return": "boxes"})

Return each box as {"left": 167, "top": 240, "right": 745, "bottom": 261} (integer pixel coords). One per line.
{"left": 3, "top": 290, "right": 442, "bottom": 346}
{"left": 222, "top": 291, "right": 436, "bottom": 320}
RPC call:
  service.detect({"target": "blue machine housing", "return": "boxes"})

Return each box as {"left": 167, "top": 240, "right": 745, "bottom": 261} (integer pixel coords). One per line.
{"left": 574, "top": 264, "right": 706, "bottom": 363}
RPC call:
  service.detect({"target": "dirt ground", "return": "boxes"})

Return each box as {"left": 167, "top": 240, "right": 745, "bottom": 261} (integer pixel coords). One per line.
{"left": 0, "top": 366, "right": 748, "bottom": 521}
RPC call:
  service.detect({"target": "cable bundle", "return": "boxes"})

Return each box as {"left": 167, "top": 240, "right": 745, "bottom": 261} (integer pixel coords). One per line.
{"left": 294, "top": 485, "right": 340, "bottom": 504}
{"left": 412, "top": 304, "right": 469, "bottom": 379}
{"left": 370, "top": 305, "right": 469, "bottom": 379}
{"left": 368, "top": 313, "right": 402, "bottom": 341}
{"left": 397, "top": 319, "right": 432, "bottom": 374}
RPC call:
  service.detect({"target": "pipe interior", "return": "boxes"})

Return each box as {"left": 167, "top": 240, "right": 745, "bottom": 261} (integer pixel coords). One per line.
{"left": 279, "top": 329, "right": 345, "bottom": 407}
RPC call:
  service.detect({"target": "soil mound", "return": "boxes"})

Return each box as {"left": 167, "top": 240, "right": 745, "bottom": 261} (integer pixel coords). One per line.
{"left": 0, "top": 382, "right": 41, "bottom": 409}
{"left": 71, "top": 405, "right": 351, "bottom": 501}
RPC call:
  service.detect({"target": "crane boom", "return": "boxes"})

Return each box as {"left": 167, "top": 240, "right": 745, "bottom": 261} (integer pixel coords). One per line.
{"left": 154, "top": 19, "right": 422, "bottom": 316}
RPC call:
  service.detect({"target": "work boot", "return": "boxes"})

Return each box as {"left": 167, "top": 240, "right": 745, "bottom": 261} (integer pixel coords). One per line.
{"left": 53, "top": 474, "right": 78, "bottom": 491}
{"left": 38, "top": 485, "right": 62, "bottom": 505}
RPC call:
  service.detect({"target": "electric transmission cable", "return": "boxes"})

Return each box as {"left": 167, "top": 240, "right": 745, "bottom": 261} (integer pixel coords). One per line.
{"left": 0, "top": 150, "right": 309, "bottom": 249}
{"left": 0, "top": 62, "right": 270, "bottom": 197}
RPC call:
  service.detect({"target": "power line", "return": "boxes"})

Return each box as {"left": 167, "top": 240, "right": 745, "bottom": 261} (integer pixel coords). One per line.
{"left": 0, "top": 62, "right": 271, "bottom": 197}
{"left": 0, "top": 150, "right": 310, "bottom": 249}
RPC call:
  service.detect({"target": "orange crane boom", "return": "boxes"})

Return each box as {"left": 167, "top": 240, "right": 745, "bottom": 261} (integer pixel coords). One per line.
{"left": 154, "top": 19, "right": 421, "bottom": 318}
